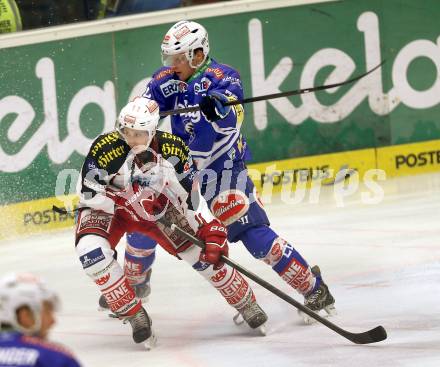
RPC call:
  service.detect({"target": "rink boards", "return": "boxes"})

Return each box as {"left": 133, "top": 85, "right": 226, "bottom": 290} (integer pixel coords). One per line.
{"left": 1, "top": 0, "right": 440, "bottom": 239}
{"left": 2, "top": 0, "right": 440, "bottom": 208}
{"left": 250, "top": 138, "right": 440, "bottom": 192}
{"left": 1, "top": 138, "right": 438, "bottom": 240}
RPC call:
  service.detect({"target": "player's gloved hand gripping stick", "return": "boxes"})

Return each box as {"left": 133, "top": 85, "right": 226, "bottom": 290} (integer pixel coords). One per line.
{"left": 199, "top": 91, "right": 231, "bottom": 122}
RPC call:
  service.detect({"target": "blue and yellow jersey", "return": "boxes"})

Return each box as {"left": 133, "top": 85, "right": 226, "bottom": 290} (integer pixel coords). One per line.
{"left": 143, "top": 58, "right": 250, "bottom": 172}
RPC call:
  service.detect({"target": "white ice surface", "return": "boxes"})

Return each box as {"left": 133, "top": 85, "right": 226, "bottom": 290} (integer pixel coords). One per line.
{"left": 1, "top": 173, "right": 439, "bottom": 367}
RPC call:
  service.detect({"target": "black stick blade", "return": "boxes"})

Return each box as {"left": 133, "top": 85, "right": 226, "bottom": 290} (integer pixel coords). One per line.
{"left": 349, "top": 325, "right": 387, "bottom": 344}
{"left": 52, "top": 205, "right": 67, "bottom": 214}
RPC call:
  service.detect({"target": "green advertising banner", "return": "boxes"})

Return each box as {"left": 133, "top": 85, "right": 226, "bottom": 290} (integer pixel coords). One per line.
{"left": 1, "top": 0, "right": 440, "bottom": 206}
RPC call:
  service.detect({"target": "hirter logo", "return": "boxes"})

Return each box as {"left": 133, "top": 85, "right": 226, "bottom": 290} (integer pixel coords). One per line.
{"left": 210, "top": 190, "right": 249, "bottom": 226}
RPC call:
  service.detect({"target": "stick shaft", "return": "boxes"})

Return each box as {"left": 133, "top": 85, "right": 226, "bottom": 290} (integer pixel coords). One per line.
{"left": 164, "top": 220, "right": 386, "bottom": 344}
{"left": 168, "top": 222, "right": 340, "bottom": 329}
{"left": 159, "top": 61, "right": 385, "bottom": 117}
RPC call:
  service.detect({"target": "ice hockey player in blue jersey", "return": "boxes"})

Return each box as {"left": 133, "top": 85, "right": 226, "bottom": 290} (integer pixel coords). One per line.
{"left": 0, "top": 273, "right": 81, "bottom": 367}
{"left": 141, "top": 20, "right": 336, "bottom": 323}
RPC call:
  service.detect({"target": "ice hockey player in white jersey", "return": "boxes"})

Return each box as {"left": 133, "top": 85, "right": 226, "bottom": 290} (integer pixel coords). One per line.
{"left": 75, "top": 97, "right": 268, "bottom": 347}
{"left": 0, "top": 273, "right": 82, "bottom": 367}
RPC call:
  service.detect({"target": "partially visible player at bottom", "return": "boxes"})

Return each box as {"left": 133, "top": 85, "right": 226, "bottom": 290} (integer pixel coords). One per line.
{"left": 0, "top": 273, "right": 82, "bottom": 367}
{"left": 75, "top": 97, "right": 267, "bottom": 347}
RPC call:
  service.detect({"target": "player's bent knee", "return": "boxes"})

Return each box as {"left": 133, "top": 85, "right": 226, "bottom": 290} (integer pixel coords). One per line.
{"left": 239, "top": 226, "right": 309, "bottom": 277}
{"left": 209, "top": 263, "right": 253, "bottom": 309}
{"left": 178, "top": 244, "right": 220, "bottom": 278}
{"left": 239, "top": 225, "right": 279, "bottom": 259}
{"left": 76, "top": 234, "right": 115, "bottom": 277}
{"left": 262, "top": 237, "right": 288, "bottom": 267}
{"left": 179, "top": 243, "right": 254, "bottom": 310}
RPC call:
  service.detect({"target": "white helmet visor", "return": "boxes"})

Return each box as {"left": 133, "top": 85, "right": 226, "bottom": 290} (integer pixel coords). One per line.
{"left": 161, "top": 52, "right": 188, "bottom": 67}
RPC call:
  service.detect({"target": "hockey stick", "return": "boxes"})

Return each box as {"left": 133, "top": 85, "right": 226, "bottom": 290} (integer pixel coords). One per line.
{"left": 159, "top": 61, "right": 385, "bottom": 117}
{"left": 157, "top": 216, "right": 387, "bottom": 345}
{"left": 53, "top": 205, "right": 78, "bottom": 214}
{"left": 52, "top": 204, "right": 386, "bottom": 344}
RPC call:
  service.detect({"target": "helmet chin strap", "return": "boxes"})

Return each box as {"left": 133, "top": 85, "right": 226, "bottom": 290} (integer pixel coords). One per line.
{"left": 190, "top": 59, "right": 202, "bottom": 69}
{"left": 187, "top": 50, "right": 207, "bottom": 69}
{"left": 14, "top": 309, "right": 42, "bottom": 337}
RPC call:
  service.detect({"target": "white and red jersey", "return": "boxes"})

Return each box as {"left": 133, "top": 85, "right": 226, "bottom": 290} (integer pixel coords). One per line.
{"left": 76, "top": 130, "right": 214, "bottom": 255}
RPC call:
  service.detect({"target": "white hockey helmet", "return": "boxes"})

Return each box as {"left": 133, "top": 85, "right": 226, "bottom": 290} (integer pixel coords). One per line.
{"left": 161, "top": 20, "right": 210, "bottom": 68}
{"left": 0, "top": 273, "right": 60, "bottom": 335}
{"left": 117, "top": 97, "right": 160, "bottom": 149}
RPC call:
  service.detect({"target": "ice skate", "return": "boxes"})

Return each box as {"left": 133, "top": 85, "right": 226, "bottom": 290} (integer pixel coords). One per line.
{"left": 299, "top": 265, "right": 336, "bottom": 324}
{"left": 122, "top": 306, "right": 156, "bottom": 349}
{"left": 233, "top": 299, "right": 268, "bottom": 335}
{"left": 133, "top": 268, "right": 152, "bottom": 301}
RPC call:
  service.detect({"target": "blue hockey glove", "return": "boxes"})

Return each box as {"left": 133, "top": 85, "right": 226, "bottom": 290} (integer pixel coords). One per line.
{"left": 199, "top": 91, "right": 231, "bottom": 122}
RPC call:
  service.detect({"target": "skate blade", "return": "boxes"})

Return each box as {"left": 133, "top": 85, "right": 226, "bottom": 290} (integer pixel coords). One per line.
{"left": 233, "top": 312, "right": 245, "bottom": 326}
{"left": 299, "top": 304, "right": 337, "bottom": 325}
{"left": 232, "top": 313, "right": 267, "bottom": 336}
{"left": 256, "top": 323, "right": 267, "bottom": 336}
{"left": 143, "top": 331, "right": 157, "bottom": 351}
{"left": 98, "top": 305, "right": 119, "bottom": 319}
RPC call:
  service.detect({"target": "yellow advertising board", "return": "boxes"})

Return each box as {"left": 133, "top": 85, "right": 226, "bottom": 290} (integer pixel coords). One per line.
{"left": 1, "top": 139, "right": 439, "bottom": 240}
{"left": 248, "top": 148, "right": 377, "bottom": 196}
{"left": 0, "top": 195, "right": 78, "bottom": 240}
{"left": 376, "top": 139, "right": 440, "bottom": 178}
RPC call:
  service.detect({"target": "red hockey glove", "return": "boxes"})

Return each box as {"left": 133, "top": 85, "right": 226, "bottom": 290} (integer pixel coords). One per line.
{"left": 196, "top": 215, "right": 228, "bottom": 268}
{"left": 106, "top": 182, "right": 168, "bottom": 221}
